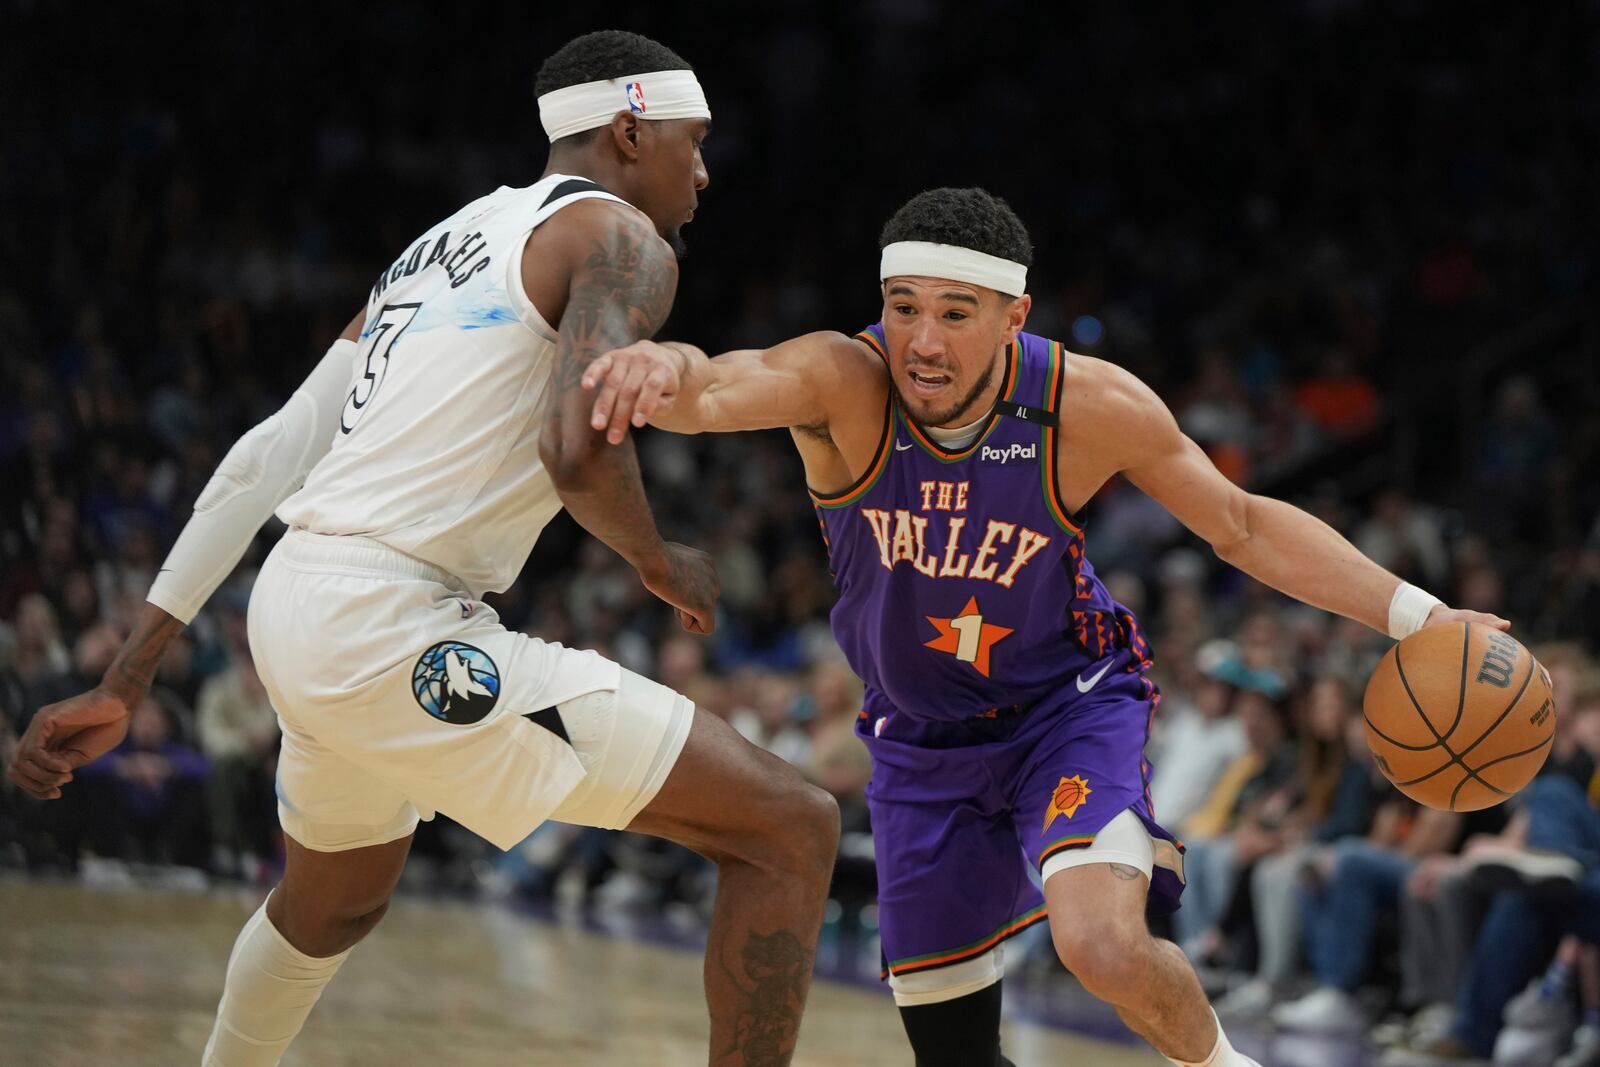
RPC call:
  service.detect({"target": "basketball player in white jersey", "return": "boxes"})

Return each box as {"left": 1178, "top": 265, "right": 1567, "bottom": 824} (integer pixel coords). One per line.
{"left": 7, "top": 31, "right": 839, "bottom": 1067}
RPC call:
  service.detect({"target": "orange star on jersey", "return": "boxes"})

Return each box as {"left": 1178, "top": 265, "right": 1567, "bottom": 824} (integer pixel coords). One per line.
{"left": 1042, "top": 775, "right": 1093, "bottom": 832}
{"left": 924, "top": 596, "right": 1013, "bottom": 678}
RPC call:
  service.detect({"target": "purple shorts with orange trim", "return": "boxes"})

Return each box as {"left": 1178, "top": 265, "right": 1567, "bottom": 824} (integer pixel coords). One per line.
{"left": 858, "top": 654, "right": 1184, "bottom": 981}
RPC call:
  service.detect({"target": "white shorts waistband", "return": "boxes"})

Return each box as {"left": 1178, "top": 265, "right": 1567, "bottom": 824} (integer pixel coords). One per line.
{"left": 276, "top": 529, "right": 467, "bottom": 591}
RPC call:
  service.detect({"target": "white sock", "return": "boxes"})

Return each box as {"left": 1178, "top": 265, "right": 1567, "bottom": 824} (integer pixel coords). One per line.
{"left": 201, "top": 898, "right": 350, "bottom": 1066}
{"left": 1168, "top": 1009, "right": 1257, "bottom": 1067}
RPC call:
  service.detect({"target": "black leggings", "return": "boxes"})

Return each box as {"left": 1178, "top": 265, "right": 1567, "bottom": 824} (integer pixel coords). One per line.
{"left": 898, "top": 979, "right": 1014, "bottom": 1067}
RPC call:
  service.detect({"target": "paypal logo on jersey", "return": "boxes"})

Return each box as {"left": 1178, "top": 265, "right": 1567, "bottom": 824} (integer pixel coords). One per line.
{"left": 980, "top": 442, "right": 1037, "bottom": 464}
{"left": 412, "top": 640, "right": 501, "bottom": 725}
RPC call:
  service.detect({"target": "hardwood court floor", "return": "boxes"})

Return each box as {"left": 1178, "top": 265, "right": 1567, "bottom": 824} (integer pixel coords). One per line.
{"left": 0, "top": 879, "right": 1164, "bottom": 1066}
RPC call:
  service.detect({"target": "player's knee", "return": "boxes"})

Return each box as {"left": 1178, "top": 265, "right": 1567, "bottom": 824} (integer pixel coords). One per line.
{"left": 747, "top": 777, "right": 838, "bottom": 882}
{"left": 274, "top": 889, "right": 393, "bottom": 958}
{"left": 783, "top": 781, "right": 841, "bottom": 880}
{"left": 1052, "top": 922, "right": 1147, "bottom": 1003}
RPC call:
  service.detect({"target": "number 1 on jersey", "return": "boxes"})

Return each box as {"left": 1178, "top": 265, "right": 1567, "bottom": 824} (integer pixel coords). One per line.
{"left": 948, "top": 613, "right": 986, "bottom": 663}
{"left": 341, "top": 302, "right": 421, "bottom": 434}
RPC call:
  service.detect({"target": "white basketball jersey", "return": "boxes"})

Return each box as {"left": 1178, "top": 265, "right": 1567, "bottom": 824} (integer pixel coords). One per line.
{"left": 276, "top": 174, "right": 627, "bottom": 596}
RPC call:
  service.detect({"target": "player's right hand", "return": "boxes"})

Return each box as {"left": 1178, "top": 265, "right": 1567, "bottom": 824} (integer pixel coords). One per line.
{"left": 6, "top": 687, "right": 133, "bottom": 800}
{"left": 641, "top": 542, "right": 720, "bottom": 635}
{"left": 582, "top": 341, "right": 684, "bottom": 445}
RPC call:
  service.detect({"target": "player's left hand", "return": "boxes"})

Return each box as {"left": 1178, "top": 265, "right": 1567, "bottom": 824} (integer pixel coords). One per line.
{"left": 1425, "top": 604, "right": 1510, "bottom": 632}
{"left": 582, "top": 341, "right": 684, "bottom": 445}
{"left": 6, "top": 686, "right": 133, "bottom": 799}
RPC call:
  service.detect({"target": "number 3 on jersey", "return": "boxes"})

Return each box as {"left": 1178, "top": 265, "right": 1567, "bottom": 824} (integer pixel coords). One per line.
{"left": 341, "top": 302, "right": 421, "bottom": 434}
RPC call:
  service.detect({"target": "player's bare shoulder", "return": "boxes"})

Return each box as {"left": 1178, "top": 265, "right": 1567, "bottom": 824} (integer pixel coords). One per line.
{"left": 786, "top": 330, "right": 889, "bottom": 441}
{"left": 1055, "top": 350, "right": 1183, "bottom": 506}
{"left": 521, "top": 197, "right": 677, "bottom": 329}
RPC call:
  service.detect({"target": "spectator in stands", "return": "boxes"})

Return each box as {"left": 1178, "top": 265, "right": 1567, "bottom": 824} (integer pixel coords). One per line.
{"left": 1381, "top": 670, "right": 1600, "bottom": 1065}
{"left": 1149, "top": 640, "right": 1249, "bottom": 830}
{"left": 195, "top": 604, "right": 279, "bottom": 877}
{"left": 1355, "top": 489, "right": 1450, "bottom": 592}
{"left": 1171, "top": 661, "right": 1294, "bottom": 960}
{"left": 1215, "top": 675, "right": 1386, "bottom": 1019}
{"left": 1270, "top": 801, "right": 1479, "bottom": 1036}
{"left": 74, "top": 694, "right": 209, "bottom": 868}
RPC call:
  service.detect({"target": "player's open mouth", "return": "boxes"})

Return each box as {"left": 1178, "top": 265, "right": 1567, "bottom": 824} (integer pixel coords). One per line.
{"left": 908, "top": 369, "right": 951, "bottom": 395}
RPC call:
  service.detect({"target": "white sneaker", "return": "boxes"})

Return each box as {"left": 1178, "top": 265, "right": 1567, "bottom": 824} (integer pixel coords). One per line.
{"left": 1495, "top": 1022, "right": 1573, "bottom": 1066}
{"left": 1377, "top": 1038, "right": 1488, "bottom": 1066}
{"left": 1270, "top": 986, "right": 1368, "bottom": 1035}
{"left": 1214, "top": 979, "right": 1277, "bottom": 1021}
{"left": 1412, "top": 1004, "right": 1459, "bottom": 1046}
{"left": 1504, "top": 979, "right": 1577, "bottom": 1032}
{"left": 1463, "top": 845, "right": 1584, "bottom": 891}
{"left": 1556, "top": 1024, "right": 1600, "bottom": 1067}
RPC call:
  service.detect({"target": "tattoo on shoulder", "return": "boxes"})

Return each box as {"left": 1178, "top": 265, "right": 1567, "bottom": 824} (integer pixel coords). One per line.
{"left": 553, "top": 215, "right": 678, "bottom": 392}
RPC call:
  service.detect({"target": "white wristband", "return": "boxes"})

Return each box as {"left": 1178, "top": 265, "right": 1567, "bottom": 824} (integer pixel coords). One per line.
{"left": 1388, "top": 582, "right": 1443, "bottom": 640}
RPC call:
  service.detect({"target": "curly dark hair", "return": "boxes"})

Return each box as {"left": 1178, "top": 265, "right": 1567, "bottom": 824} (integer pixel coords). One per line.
{"left": 535, "top": 30, "right": 693, "bottom": 99}
{"left": 878, "top": 188, "right": 1034, "bottom": 273}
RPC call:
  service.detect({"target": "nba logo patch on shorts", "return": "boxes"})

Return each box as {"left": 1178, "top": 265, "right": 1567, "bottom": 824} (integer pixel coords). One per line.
{"left": 625, "top": 82, "right": 647, "bottom": 114}
{"left": 412, "top": 641, "right": 500, "bottom": 725}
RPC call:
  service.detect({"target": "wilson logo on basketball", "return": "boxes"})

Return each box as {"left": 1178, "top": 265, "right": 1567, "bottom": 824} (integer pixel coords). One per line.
{"left": 1476, "top": 630, "right": 1519, "bottom": 688}
{"left": 1530, "top": 698, "right": 1553, "bottom": 728}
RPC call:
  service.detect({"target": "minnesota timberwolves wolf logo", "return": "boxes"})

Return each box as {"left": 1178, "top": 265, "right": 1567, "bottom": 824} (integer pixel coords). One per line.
{"left": 412, "top": 641, "right": 500, "bottom": 725}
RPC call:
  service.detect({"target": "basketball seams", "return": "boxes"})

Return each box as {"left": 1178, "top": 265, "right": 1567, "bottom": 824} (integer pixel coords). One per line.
{"left": 1365, "top": 651, "right": 1443, "bottom": 751}
{"left": 1469, "top": 735, "right": 1555, "bottom": 784}
{"left": 1384, "top": 637, "right": 1513, "bottom": 810}
{"left": 1450, "top": 654, "right": 1537, "bottom": 764}
{"left": 1445, "top": 621, "right": 1469, "bottom": 745}
{"left": 1367, "top": 623, "right": 1552, "bottom": 812}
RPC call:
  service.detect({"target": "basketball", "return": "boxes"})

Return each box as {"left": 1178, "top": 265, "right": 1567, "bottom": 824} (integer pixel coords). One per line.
{"left": 1364, "top": 622, "right": 1555, "bottom": 811}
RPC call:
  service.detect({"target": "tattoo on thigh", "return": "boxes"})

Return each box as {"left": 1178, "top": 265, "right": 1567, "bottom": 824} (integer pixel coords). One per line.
{"left": 1109, "top": 863, "right": 1142, "bottom": 881}
{"left": 721, "top": 929, "right": 810, "bottom": 1066}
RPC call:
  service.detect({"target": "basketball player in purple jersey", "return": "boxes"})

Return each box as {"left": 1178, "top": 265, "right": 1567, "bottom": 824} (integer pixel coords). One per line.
{"left": 582, "top": 188, "right": 1510, "bottom": 1067}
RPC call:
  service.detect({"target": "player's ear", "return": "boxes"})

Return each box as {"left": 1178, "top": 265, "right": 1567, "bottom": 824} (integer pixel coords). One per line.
{"left": 1001, "top": 293, "right": 1031, "bottom": 343}
{"left": 606, "top": 111, "right": 643, "bottom": 161}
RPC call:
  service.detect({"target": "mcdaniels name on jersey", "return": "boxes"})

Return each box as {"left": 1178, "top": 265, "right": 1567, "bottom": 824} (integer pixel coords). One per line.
{"left": 369, "top": 230, "right": 492, "bottom": 304}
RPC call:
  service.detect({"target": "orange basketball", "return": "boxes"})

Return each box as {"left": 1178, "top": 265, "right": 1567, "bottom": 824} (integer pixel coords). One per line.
{"left": 1363, "top": 622, "right": 1554, "bottom": 811}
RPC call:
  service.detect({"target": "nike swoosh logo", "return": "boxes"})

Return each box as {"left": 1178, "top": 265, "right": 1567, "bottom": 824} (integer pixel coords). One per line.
{"left": 1075, "top": 660, "right": 1113, "bottom": 694}
{"left": 895, "top": 441, "right": 912, "bottom": 451}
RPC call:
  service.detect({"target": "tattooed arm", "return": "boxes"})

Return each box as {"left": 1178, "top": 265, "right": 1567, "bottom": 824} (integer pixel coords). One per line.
{"left": 532, "top": 201, "right": 718, "bottom": 634}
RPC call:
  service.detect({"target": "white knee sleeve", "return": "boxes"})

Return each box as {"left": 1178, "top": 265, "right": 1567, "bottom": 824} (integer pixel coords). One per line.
{"left": 1041, "top": 807, "right": 1156, "bottom": 885}
{"left": 889, "top": 945, "right": 1005, "bottom": 1006}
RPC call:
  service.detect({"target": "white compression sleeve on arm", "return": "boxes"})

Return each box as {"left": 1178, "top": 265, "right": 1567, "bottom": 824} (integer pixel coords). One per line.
{"left": 147, "top": 338, "right": 356, "bottom": 624}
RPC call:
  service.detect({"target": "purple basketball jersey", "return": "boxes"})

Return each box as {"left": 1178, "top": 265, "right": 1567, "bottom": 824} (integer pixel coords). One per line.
{"left": 815, "top": 323, "right": 1154, "bottom": 722}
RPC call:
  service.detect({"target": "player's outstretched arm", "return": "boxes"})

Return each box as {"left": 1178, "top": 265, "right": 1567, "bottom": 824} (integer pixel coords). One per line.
{"left": 537, "top": 204, "right": 718, "bottom": 634}
{"left": 582, "top": 332, "right": 871, "bottom": 442}
{"left": 1088, "top": 360, "right": 1510, "bottom": 639}
{"left": 7, "top": 315, "right": 362, "bottom": 799}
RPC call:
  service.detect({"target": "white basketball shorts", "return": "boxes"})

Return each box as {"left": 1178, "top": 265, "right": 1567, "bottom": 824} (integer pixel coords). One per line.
{"left": 248, "top": 530, "right": 695, "bottom": 852}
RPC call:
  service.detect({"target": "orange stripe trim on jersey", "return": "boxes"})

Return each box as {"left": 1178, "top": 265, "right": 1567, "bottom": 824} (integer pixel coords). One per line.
{"left": 855, "top": 329, "right": 888, "bottom": 361}
{"left": 883, "top": 903, "right": 1050, "bottom": 977}
{"left": 901, "top": 341, "right": 1021, "bottom": 462}
{"left": 809, "top": 391, "right": 894, "bottom": 509}
{"left": 1038, "top": 833, "right": 1097, "bottom": 867}
{"left": 1040, "top": 341, "right": 1083, "bottom": 534}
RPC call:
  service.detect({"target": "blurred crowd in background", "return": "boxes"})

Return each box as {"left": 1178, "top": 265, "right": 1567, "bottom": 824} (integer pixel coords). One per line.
{"left": 3, "top": 1, "right": 1599, "bottom": 1064}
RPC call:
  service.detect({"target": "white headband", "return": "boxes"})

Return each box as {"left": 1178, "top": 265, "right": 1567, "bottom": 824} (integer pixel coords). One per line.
{"left": 880, "top": 241, "right": 1028, "bottom": 296}
{"left": 538, "top": 69, "right": 711, "bottom": 143}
